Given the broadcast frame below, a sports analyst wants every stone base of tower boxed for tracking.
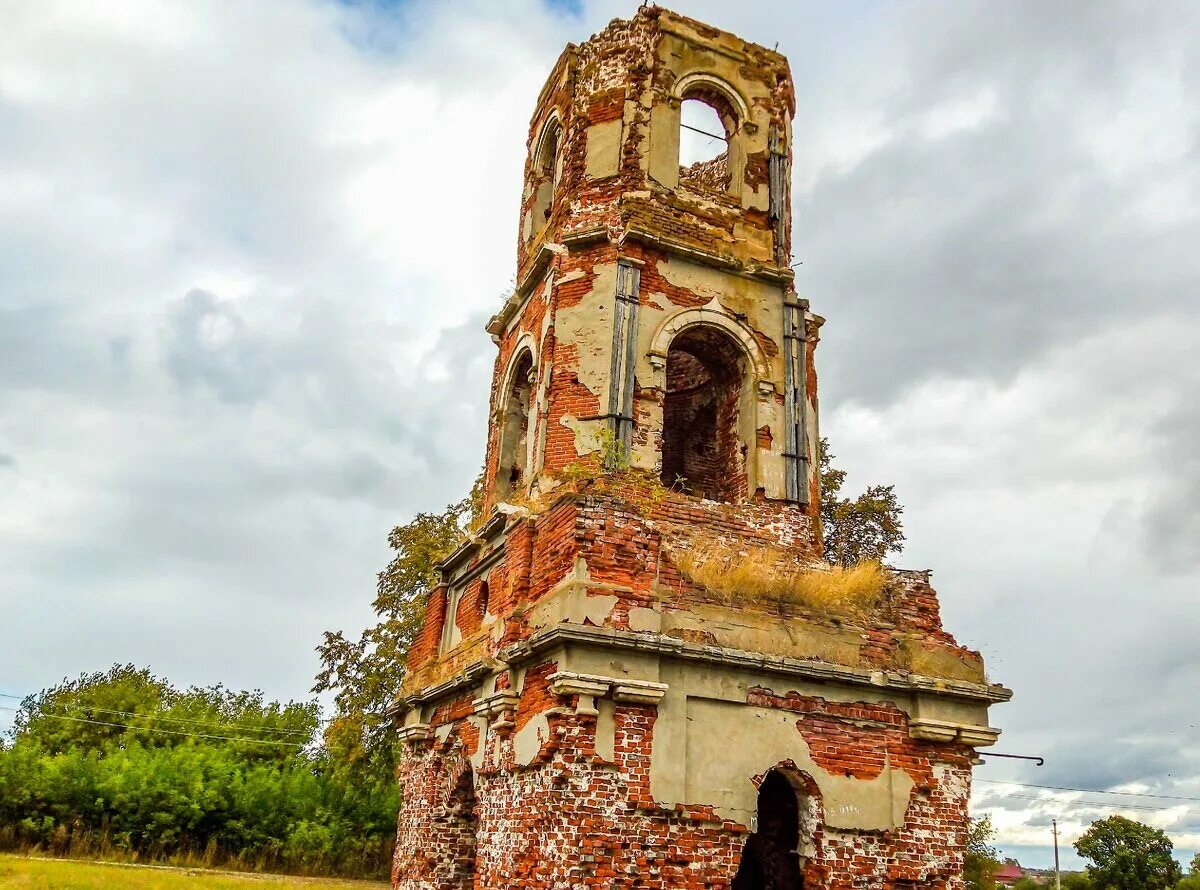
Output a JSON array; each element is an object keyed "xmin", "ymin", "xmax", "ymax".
[
  {"xmin": 392, "ymin": 649, "xmax": 983, "ymax": 890},
  {"xmin": 390, "ymin": 486, "xmax": 1008, "ymax": 889}
]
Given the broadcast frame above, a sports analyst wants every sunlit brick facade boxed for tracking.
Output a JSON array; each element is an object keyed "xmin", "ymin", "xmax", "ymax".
[{"xmin": 390, "ymin": 8, "xmax": 1010, "ymax": 888}]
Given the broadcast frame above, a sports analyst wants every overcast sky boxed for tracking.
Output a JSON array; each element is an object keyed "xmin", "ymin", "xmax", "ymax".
[{"xmin": 2, "ymin": 0, "xmax": 1198, "ymax": 870}]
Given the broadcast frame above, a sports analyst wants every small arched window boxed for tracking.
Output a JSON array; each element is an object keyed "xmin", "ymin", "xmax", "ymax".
[
  {"xmin": 527, "ymin": 117, "xmax": 563, "ymax": 242},
  {"xmin": 660, "ymin": 325, "xmax": 747, "ymax": 502},
  {"xmin": 678, "ymin": 86, "xmax": 738, "ymax": 193},
  {"xmin": 495, "ymin": 349, "xmax": 535, "ymax": 500}
]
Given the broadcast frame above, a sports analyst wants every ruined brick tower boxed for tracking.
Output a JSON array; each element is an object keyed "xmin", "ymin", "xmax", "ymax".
[{"xmin": 390, "ymin": 8, "xmax": 1010, "ymax": 889}]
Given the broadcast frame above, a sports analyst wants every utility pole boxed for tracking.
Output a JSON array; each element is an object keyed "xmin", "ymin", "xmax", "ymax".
[{"xmin": 1053, "ymin": 818, "xmax": 1062, "ymax": 889}]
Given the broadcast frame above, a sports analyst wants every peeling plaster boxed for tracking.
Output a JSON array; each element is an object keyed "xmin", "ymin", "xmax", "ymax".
[{"xmin": 674, "ymin": 699, "xmax": 915, "ymax": 830}]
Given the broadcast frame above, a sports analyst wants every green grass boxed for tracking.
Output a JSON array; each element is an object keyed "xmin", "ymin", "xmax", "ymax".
[{"xmin": 0, "ymin": 855, "xmax": 389, "ymax": 889}]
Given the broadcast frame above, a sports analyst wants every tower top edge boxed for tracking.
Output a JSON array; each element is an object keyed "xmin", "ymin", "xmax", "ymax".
[{"xmin": 584, "ymin": 5, "xmax": 791, "ymax": 65}]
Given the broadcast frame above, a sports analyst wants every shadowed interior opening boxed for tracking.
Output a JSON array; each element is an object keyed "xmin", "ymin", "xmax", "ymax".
[
  {"xmin": 528, "ymin": 119, "xmax": 562, "ymax": 241},
  {"xmin": 661, "ymin": 325, "xmax": 746, "ymax": 502},
  {"xmin": 732, "ymin": 770, "xmax": 805, "ymax": 890}
]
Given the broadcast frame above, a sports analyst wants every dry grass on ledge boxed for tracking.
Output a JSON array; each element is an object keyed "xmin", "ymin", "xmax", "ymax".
[{"xmin": 667, "ymin": 537, "xmax": 888, "ymax": 619}]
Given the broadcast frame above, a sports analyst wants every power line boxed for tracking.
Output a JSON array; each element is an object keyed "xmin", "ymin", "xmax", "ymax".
[
  {"xmin": 978, "ymin": 792, "xmax": 1199, "ymax": 815},
  {"xmin": 0, "ymin": 706, "xmax": 307, "ymax": 748},
  {"xmin": 679, "ymin": 121, "xmax": 728, "ymax": 143},
  {"xmin": 0, "ymin": 692, "xmax": 316, "ymax": 735},
  {"xmin": 53, "ymin": 705, "xmax": 311, "ymax": 736},
  {"xmin": 977, "ymin": 779, "xmax": 1200, "ymax": 804}
]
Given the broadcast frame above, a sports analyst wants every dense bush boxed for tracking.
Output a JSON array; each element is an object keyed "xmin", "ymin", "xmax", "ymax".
[{"xmin": 0, "ymin": 665, "xmax": 396, "ymax": 878}]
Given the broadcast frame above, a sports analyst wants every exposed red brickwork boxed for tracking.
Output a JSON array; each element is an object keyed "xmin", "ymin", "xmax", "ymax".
[
  {"xmin": 395, "ymin": 7, "xmax": 995, "ymax": 889},
  {"xmin": 396, "ymin": 687, "xmax": 975, "ymax": 890},
  {"xmin": 397, "ymin": 705, "xmax": 751, "ymax": 890}
]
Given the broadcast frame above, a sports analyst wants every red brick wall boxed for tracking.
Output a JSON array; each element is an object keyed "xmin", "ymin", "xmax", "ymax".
[{"xmin": 395, "ymin": 687, "xmax": 973, "ymax": 890}]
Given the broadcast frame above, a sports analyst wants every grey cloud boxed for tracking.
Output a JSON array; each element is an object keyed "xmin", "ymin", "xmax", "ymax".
[
  {"xmin": 3, "ymin": 1, "xmax": 1199, "ymax": 866},
  {"xmin": 794, "ymin": 0, "xmax": 1200, "ymax": 407},
  {"xmin": 0, "ymin": 451, "xmax": 14, "ymax": 469},
  {"xmin": 1139, "ymin": 406, "xmax": 1200, "ymax": 573},
  {"xmin": 165, "ymin": 289, "xmax": 276, "ymax": 404}
]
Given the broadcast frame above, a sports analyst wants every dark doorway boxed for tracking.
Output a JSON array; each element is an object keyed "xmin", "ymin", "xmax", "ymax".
[
  {"xmin": 660, "ymin": 325, "xmax": 745, "ymax": 501},
  {"xmin": 732, "ymin": 771, "xmax": 805, "ymax": 890}
]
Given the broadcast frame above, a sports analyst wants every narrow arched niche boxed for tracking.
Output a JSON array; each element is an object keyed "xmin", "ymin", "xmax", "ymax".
[
  {"xmin": 527, "ymin": 118, "xmax": 562, "ymax": 242},
  {"xmin": 444, "ymin": 767, "xmax": 478, "ymax": 888},
  {"xmin": 732, "ymin": 770, "xmax": 807, "ymax": 890},
  {"xmin": 660, "ymin": 325, "xmax": 747, "ymax": 502},
  {"xmin": 496, "ymin": 349, "xmax": 535, "ymax": 501}
]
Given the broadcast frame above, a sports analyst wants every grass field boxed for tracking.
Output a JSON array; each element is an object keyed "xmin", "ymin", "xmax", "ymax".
[{"xmin": 0, "ymin": 856, "xmax": 389, "ymax": 889}]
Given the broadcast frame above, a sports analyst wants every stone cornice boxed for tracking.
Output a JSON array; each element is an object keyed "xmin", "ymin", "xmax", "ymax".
[
  {"xmin": 388, "ymin": 620, "xmax": 1012, "ymax": 725},
  {"xmin": 489, "ymin": 243, "xmax": 563, "ymax": 336},
  {"xmin": 620, "ymin": 224, "xmax": 794, "ymax": 286},
  {"xmin": 506, "ymin": 624, "xmax": 1013, "ymax": 706}
]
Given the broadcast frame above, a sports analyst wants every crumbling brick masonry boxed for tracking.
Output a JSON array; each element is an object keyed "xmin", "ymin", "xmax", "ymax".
[{"xmin": 390, "ymin": 7, "xmax": 1010, "ymax": 889}]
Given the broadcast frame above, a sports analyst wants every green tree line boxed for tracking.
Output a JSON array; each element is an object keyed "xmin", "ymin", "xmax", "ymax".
[
  {"xmin": 0, "ymin": 665, "xmax": 397, "ymax": 878},
  {"xmin": 967, "ymin": 813, "xmax": 1199, "ymax": 890},
  {"xmin": 3, "ymin": 443, "xmax": 907, "ymax": 877}
]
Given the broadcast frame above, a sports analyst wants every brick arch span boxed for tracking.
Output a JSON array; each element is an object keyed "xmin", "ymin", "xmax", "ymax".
[
  {"xmin": 648, "ymin": 307, "xmax": 770, "ymax": 382},
  {"xmin": 672, "ymin": 71, "xmax": 751, "ymax": 128}
]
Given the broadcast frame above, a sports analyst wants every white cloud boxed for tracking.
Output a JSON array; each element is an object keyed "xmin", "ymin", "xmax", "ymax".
[{"xmin": 2, "ymin": 0, "xmax": 1198, "ymax": 869}]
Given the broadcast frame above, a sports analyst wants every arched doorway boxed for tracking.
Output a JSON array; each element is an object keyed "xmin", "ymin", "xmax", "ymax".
[
  {"xmin": 732, "ymin": 771, "xmax": 805, "ymax": 890},
  {"xmin": 660, "ymin": 325, "xmax": 747, "ymax": 502}
]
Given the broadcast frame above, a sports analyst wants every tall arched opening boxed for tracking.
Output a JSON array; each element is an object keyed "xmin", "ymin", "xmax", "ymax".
[
  {"xmin": 495, "ymin": 349, "xmax": 534, "ymax": 501},
  {"xmin": 527, "ymin": 117, "xmax": 563, "ymax": 242},
  {"xmin": 732, "ymin": 770, "xmax": 807, "ymax": 890},
  {"xmin": 660, "ymin": 325, "xmax": 748, "ymax": 502}
]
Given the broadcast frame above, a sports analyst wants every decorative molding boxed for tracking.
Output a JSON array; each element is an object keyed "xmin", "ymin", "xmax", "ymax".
[
  {"xmin": 548, "ymin": 671, "xmax": 612, "ymax": 716},
  {"xmin": 647, "ymin": 306, "xmax": 772, "ymax": 382},
  {"xmin": 547, "ymin": 671, "xmax": 670, "ymax": 712},
  {"xmin": 489, "ymin": 243, "xmax": 563, "ymax": 336},
  {"xmin": 504, "ymin": 624, "xmax": 1014, "ymax": 706},
  {"xmin": 473, "ymin": 691, "xmax": 520, "ymax": 722},
  {"xmin": 612, "ymin": 679, "xmax": 669, "ymax": 704},
  {"xmin": 494, "ymin": 335, "xmax": 539, "ymax": 421},
  {"xmin": 909, "ymin": 718, "xmax": 1001, "ymax": 748},
  {"xmin": 621, "ymin": 225, "xmax": 793, "ymax": 284},
  {"xmin": 671, "ymin": 71, "xmax": 750, "ymax": 123},
  {"xmin": 396, "ymin": 723, "xmax": 432, "ymax": 745},
  {"xmin": 395, "ymin": 622, "xmax": 1012, "ymax": 723}
]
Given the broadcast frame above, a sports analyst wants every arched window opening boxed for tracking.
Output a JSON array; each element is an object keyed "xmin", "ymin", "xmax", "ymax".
[
  {"xmin": 444, "ymin": 768, "xmax": 478, "ymax": 888},
  {"xmin": 528, "ymin": 119, "xmax": 563, "ymax": 242},
  {"xmin": 496, "ymin": 350, "xmax": 535, "ymax": 501},
  {"xmin": 660, "ymin": 326, "xmax": 746, "ymax": 502},
  {"xmin": 732, "ymin": 771, "xmax": 806, "ymax": 890},
  {"xmin": 440, "ymin": 584, "xmax": 464, "ymax": 654},
  {"xmin": 678, "ymin": 90, "xmax": 737, "ymax": 192},
  {"xmin": 680, "ymin": 98, "xmax": 728, "ymax": 166}
]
